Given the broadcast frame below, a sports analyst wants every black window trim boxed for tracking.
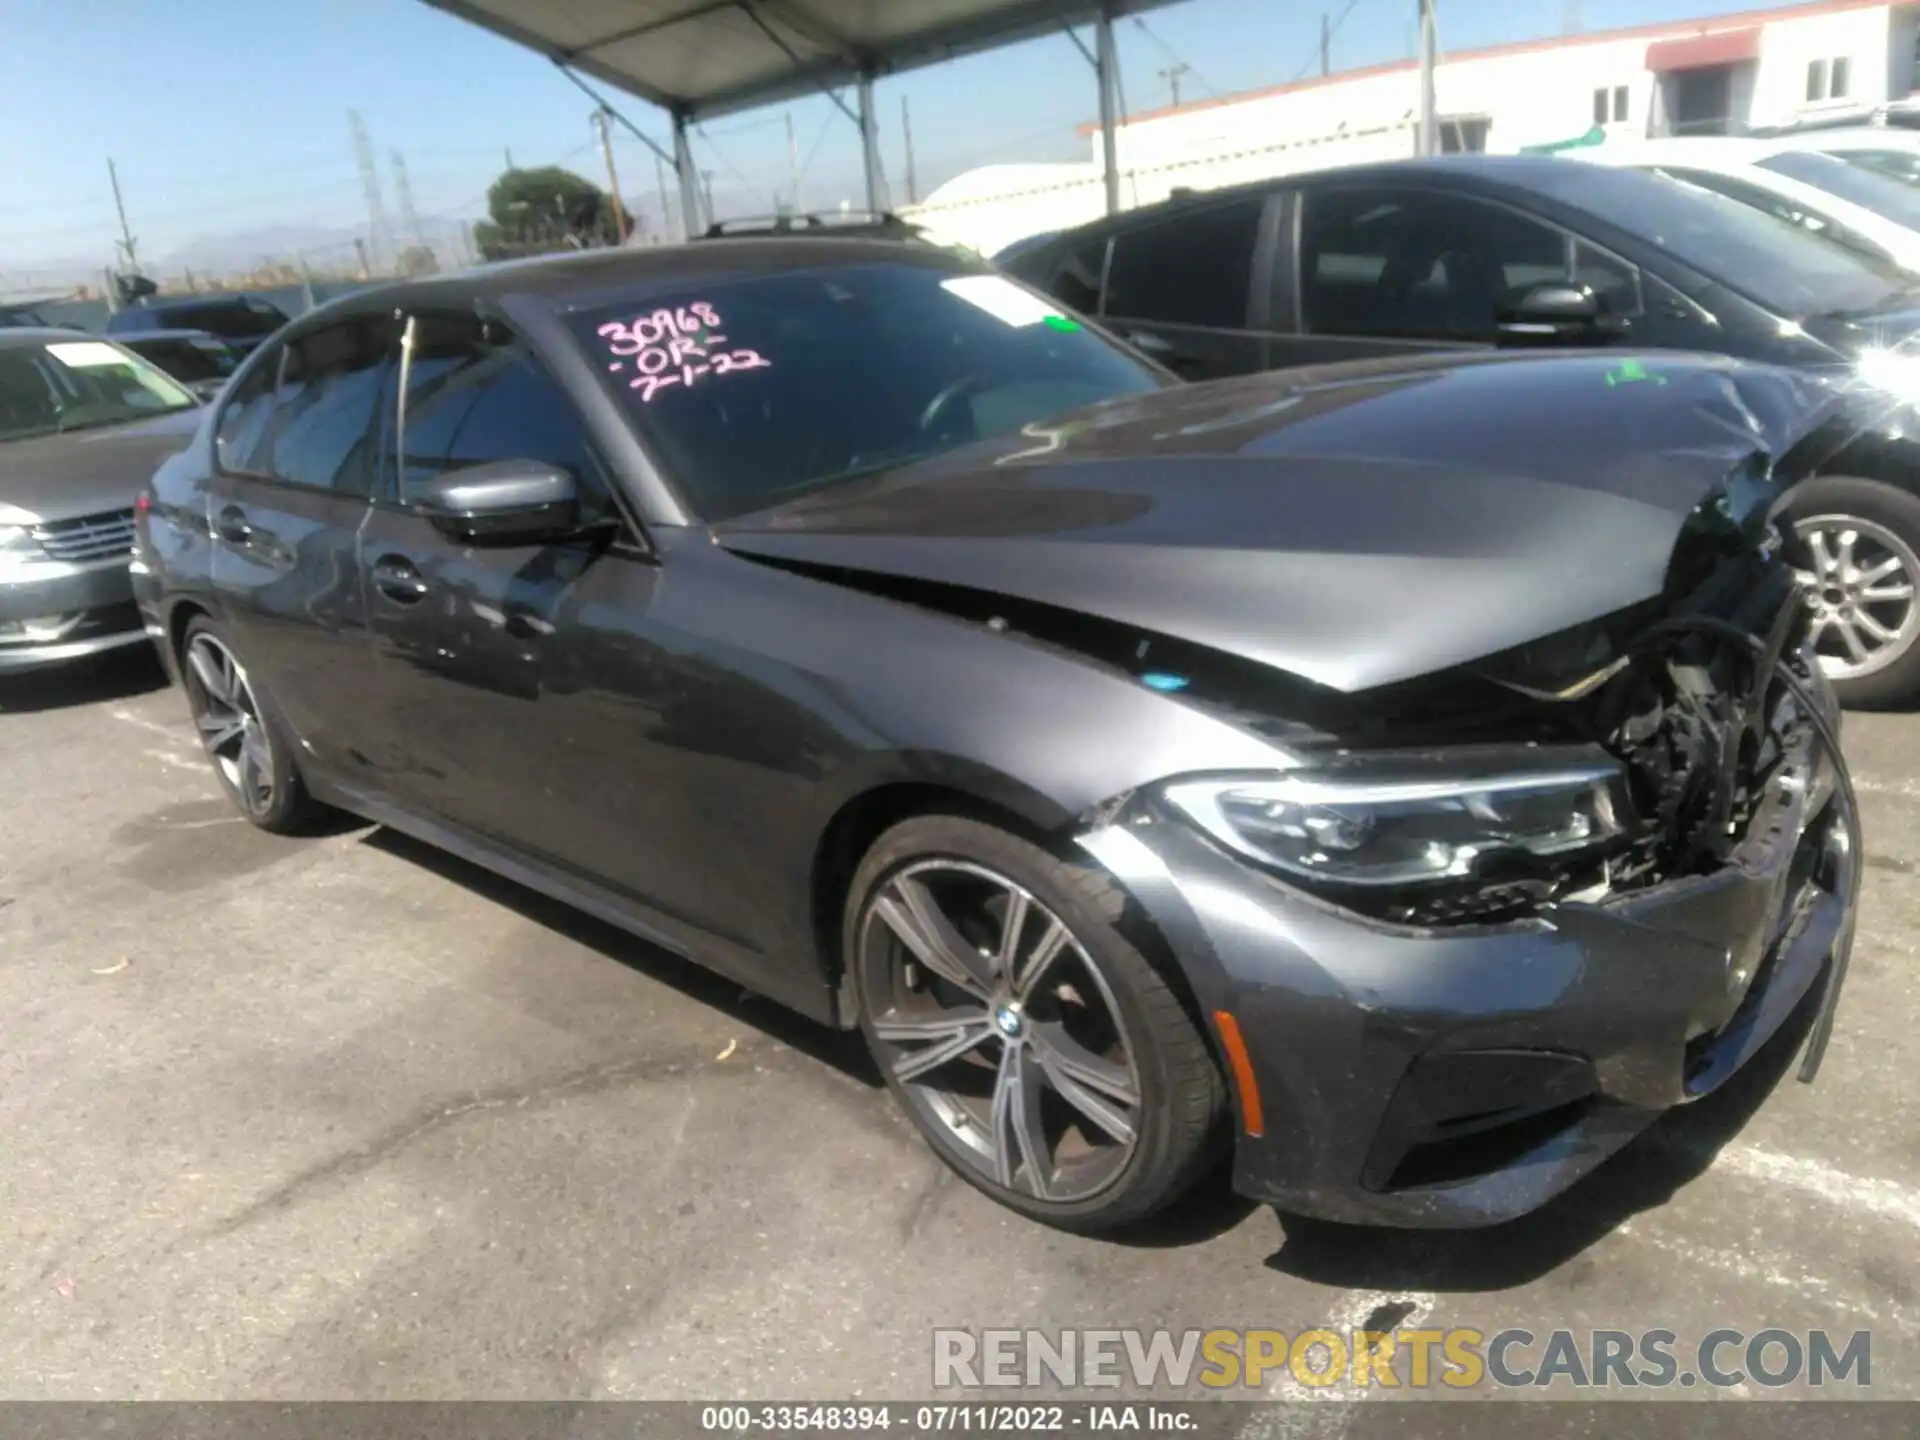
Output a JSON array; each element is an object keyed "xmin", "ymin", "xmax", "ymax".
[{"xmin": 1284, "ymin": 180, "xmax": 1648, "ymax": 341}]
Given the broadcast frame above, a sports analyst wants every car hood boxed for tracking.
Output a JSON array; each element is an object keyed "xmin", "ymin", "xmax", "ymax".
[
  {"xmin": 0, "ymin": 406, "xmax": 202, "ymax": 525},
  {"xmin": 716, "ymin": 352, "xmax": 1841, "ymax": 694}
]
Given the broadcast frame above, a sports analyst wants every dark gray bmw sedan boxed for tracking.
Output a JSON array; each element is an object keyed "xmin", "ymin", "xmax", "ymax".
[{"xmin": 133, "ymin": 242, "xmax": 1858, "ymax": 1231}]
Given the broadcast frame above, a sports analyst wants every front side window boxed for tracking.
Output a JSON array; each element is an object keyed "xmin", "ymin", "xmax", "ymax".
[
  {"xmin": 1101, "ymin": 197, "xmax": 1264, "ymax": 328},
  {"xmin": 0, "ymin": 338, "xmax": 196, "ymax": 443},
  {"xmin": 1300, "ymin": 188, "xmax": 1567, "ymax": 340},
  {"xmin": 396, "ymin": 312, "xmax": 612, "ymax": 520},
  {"xmin": 565, "ymin": 261, "xmax": 1164, "ymax": 520}
]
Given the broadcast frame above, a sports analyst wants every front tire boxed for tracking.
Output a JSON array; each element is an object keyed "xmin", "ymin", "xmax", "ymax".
[
  {"xmin": 178, "ymin": 616, "xmax": 324, "ymax": 834},
  {"xmin": 846, "ymin": 815, "xmax": 1223, "ymax": 1232},
  {"xmin": 1781, "ymin": 475, "xmax": 1920, "ymax": 709}
]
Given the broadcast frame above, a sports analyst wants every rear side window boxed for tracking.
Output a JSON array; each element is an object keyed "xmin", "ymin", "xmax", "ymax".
[
  {"xmin": 215, "ymin": 315, "xmax": 395, "ymax": 493},
  {"xmin": 215, "ymin": 349, "xmax": 281, "ymax": 473},
  {"xmin": 1300, "ymin": 188, "xmax": 1568, "ymax": 341},
  {"xmin": 395, "ymin": 311, "xmax": 613, "ymax": 520},
  {"xmin": 162, "ymin": 300, "xmax": 289, "ymax": 340},
  {"xmin": 1101, "ymin": 197, "xmax": 1264, "ymax": 329}
]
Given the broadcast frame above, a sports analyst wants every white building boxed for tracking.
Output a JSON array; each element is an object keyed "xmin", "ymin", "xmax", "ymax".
[{"xmin": 905, "ymin": 0, "xmax": 1920, "ymax": 255}]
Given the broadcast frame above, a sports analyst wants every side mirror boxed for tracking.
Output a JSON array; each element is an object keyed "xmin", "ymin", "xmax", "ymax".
[
  {"xmin": 411, "ymin": 459, "xmax": 581, "ymax": 546},
  {"xmin": 1495, "ymin": 283, "xmax": 1610, "ymax": 347}
]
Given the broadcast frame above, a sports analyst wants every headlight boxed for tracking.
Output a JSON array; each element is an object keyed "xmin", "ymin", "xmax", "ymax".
[
  {"xmin": 0, "ymin": 524, "xmax": 47, "ymax": 568},
  {"xmin": 1164, "ymin": 748, "xmax": 1630, "ymax": 921}
]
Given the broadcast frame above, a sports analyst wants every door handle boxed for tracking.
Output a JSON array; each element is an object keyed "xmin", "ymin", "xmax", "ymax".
[
  {"xmin": 214, "ymin": 505, "xmax": 252, "ymax": 545},
  {"xmin": 371, "ymin": 555, "xmax": 429, "ymax": 605}
]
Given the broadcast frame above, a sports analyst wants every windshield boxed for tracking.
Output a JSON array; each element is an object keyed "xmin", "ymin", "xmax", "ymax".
[
  {"xmin": 568, "ymin": 260, "xmax": 1166, "ymax": 519},
  {"xmin": 157, "ymin": 300, "xmax": 288, "ymax": 340},
  {"xmin": 129, "ymin": 336, "xmax": 237, "ymax": 383},
  {"xmin": 1535, "ymin": 163, "xmax": 1908, "ymax": 316},
  {"xmin": 1758, "ymin": 149, "xmax": 1920, "ymax": 229},
  {"xmin": 0, "ymin": 338, "xmax": 197, "ymax": 442},
  {"xmin": 1832, "ymin": 147, "xmax": 1920, "ymax": 186}
]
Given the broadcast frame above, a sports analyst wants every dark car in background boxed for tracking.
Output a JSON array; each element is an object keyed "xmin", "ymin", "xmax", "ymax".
[
  {"xmin": 115, "ymin": 329, "xmax": 241, "ymax": 400},
  {"xmin": 134, "ymin": 243, "xmax": 1854, "ymax": 1232},
  {"xmin": 1001, "ymin": 156, "xmax": 1920, "ymax": 706},
  {"xmin": 107, "ymin": 294, "xmax": 291, "ymax": 357},
  {"xmin": 0, "ymin": 330, "xmax": 199, "ymax": 669}
]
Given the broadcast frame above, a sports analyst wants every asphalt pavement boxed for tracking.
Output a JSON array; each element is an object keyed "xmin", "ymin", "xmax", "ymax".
[{"xmin": 2, "ymin": 649, "xmax": 1917, "ymax": 1404}]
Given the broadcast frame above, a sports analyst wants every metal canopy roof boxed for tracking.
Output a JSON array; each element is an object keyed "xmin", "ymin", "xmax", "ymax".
[{"xmin": 421, "ymin": 0, "xmax": 1176, "ymax": 120}]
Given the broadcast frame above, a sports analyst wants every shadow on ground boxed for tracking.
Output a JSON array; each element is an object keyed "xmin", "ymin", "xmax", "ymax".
[
  {"xmin": 0, "ymin": 647, "xmax": 168, "ymax": 712},
  {"xmin": 360, "ymin": 825, "xmax": 879, "ymax": 1087},
  {"xmin": 1264, "ymin": 976, "xmax": 1824, "ymax": 1290}
]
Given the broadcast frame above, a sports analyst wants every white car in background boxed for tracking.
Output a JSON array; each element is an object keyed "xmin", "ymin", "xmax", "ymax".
[
  {"xmin": 1760, "ymin": 123, "xmax": 1920, "ymax": 186},
  {"xmin": 1570, "ymin": 136, "xmax": 1920, "ymax": 274}
]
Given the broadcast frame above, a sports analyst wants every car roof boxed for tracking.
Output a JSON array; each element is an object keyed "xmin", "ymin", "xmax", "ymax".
[
  {"xmin": 295, "ymin": 237, "xmax": 979, "ymax": 324},
  {"xmin": 0, "ymin": 327, "xmax": 117, "ymax": 349},
  {"xmin": 119, "ymin": 327, "xmax": 231, "ymax": 343},
  {"xmin": 145, "ymin": 294, "xmax": 266, "ymax": 311}
]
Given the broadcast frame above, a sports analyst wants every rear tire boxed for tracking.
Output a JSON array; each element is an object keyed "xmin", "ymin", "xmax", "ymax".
[
  {"xmin": 846, "ymin": 814, "xmax": 1223, "ymax": 1232},
  {"xmin": 178, "ymin": 615, "xmax": 325, "ymax": 834},
  {"xmin": 1780, "ymin": 475, "xmax": 1920, "ymax": 709}
]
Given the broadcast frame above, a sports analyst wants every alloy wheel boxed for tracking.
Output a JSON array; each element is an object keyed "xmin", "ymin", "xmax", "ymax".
[
  {"xmin": 1793, "ymin": 514, "xmax": 1920, "ymax": 681},
  {"xmin": 860, "ymin": 859, "xmax": 1142, "ymax": 1203},
  {"xmin": 184, "ymin": 633, "xmax": 276, "ymax": 817}
]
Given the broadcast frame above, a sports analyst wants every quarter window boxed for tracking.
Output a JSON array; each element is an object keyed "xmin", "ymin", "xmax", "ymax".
[
  {"xmin": 1300, "ymin": 188, "xmax": 1569, "ymax": 341},
  {"xmin": 1100, "ymin": 197, "xmax": 1264, "ymax": 329}
]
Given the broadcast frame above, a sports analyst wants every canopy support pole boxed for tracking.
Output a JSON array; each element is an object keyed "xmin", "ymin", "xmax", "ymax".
[
  {"xmin": 858, "ymin": 69, "xmax": 889, "ymax": 213},
  {"xmin": 1094, "ymin": 7, "xmax": 1121, "ymax": 215},
  {"xmin": 672, "ymin": 110, "xmax": 704, "ymax": 239}
]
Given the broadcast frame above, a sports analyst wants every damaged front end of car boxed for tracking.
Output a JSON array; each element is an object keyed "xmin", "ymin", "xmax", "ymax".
[{"xmin": 1071, "ymin": 423, "xmax": 1861, "ymax": 1224}]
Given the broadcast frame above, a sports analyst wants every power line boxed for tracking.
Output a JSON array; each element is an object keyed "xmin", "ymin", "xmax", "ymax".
[
  {"xmin": 1131, "ymin": 17, "xmax": 1219, "ymax": 99},
  {"xmin": 1296, "ymin": 0, "xmax": 1362, "ymax": 82}
]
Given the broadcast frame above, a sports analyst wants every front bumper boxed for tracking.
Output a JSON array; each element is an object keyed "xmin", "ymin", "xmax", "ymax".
[
  {"xmin": 0, "ymin": 556, "xmax": 145, "ymax": 672},
  {"xmin": 1082, "ymin": 738, "xmax": 1853, "ymax": 1229}
]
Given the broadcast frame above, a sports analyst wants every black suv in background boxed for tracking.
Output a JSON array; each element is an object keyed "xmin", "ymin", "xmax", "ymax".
[
  {"xmin": 107, "ymin": 294, "xmax": 291, "ymax": 357},
  {"xmin": 1000, "ymin": 156, "xmax": 1920, "ymax": 707}
]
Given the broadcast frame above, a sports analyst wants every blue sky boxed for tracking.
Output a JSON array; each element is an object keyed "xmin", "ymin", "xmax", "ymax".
[{"xmin": 1, "ymin": 0, "xmax": 1769, "ymax": 279}]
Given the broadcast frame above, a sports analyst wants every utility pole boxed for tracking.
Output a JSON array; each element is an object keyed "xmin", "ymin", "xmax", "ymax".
[
  {"xmin": 594, "ymin": 108, "xmax": 630, "ymax": 242},
  {"xmin": 1321, "ymin": 13, "xmax": 1331, "ymax": 76},
  {"xmin": 352, "ymin": 237, "xmax": 370, "ymax": 279},
  {"xmin": 1416, "ymin": 0, "xmax": 1439, "ymax": 156},
  {"xmin": 701, "ymin": 169, "xmax": 716, "ymax": 224},
  {"xmin": 1158, "ymin": 61, "xmax": 1190, "ymax": 108},
  {"xmin": 504, "ymin": 145, "xmax": 515, "ymax": 170},
  {"xmin": 391, "ymin": 149, "xmax": 425, "ymax": 253},
  {"xmin": 653, "ymin": 149, "xmax": 677, "ymax": 242},
  {"xmin": 784, "ymin": 111, "xmax": 802, "ymax": 214},
  {"xmin": 348, "ymin": 110, "xmax": 394, "ymax": 273},
  {"xmin": 106, "ymin": 157, "xmax": 138, "ymax": 274},
  {"xmin": 1562, "ymin": 0, "xmax": 1582, "ymax": 34},
  {"xmin": 901, "ymin": 96, "xmax": 918, "ymax": 205}
]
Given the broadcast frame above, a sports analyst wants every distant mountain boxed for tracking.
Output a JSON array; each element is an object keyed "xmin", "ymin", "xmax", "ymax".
[{"xmin": 154, "ymin": 216, "xmax": 473, "ymax": 273}]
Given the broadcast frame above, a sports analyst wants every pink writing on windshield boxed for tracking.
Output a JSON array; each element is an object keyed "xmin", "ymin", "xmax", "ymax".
[{"xmin": 597, "ymin": 303, "xmax": 771, "ymax": 403}]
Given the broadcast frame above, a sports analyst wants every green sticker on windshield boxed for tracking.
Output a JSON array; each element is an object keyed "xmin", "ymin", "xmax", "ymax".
[
  {"xmin": 1605, "ymin": 359, "xmax": 1667, "ymax": 388},
  {"xmin": 1043, "ymin": 314, "xmax": 1083, "ymax": 332}
]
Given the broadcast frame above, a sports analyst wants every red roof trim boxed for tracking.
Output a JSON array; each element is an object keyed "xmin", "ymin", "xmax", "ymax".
[
  {"xmin": 1076, "ymin": 0, "xmax": 1901, "ymax": 133},
  {"xmin": 1646, "ymin": 26, "xmax": 1763, "ymax": 70}
]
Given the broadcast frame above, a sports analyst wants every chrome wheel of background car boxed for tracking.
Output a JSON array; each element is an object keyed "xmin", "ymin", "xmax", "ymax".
[
  {"xmin": 1793, "ymin": 514, "xmax": 1920, "ymax": 681},
  {"xmin": 183, "ymin": 632, "xmax": 275, "ymax": 817},
  {"xmin": 860, "ymin": 859, "xmax": 1142, "ymax": 1203}
]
